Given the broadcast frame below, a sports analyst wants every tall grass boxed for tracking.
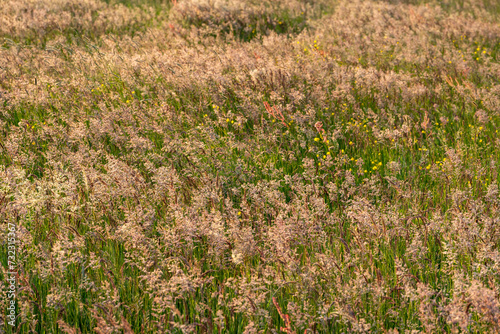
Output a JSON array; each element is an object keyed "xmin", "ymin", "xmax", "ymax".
[{"xmin": 1, "ymin": 0, "xmax": 500, "ymax": 332}]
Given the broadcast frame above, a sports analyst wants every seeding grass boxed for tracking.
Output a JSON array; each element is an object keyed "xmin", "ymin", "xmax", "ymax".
[{"xmin": 1, "ymin": 0, "xmax": 500, "ymax": 333}]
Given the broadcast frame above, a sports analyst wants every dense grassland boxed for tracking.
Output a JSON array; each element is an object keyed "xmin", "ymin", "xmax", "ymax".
[{"xmin": 1, "ymin": 0, "xmax": 500, "ymax": 332}]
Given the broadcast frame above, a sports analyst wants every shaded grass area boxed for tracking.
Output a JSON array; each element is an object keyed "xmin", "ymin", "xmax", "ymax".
[{"xmin": 0, "ymin": 0, "xmax": 172, "ymax": 48}]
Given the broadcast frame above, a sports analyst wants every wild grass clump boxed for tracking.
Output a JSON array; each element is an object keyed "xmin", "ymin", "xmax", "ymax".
[
  {"xmin": 170, "ymin": 0, "xmax": 319, "ymax": 42},
  {"xmin": 0, "ymin": 0, "xmax": 169, "ymax": 46},
  {"xmin": 1, "ymin": 0, "xmax": 500, "ymax": 333}
]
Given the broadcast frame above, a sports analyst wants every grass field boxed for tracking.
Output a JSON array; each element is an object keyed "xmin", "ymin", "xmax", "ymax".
[{"xmin": 1, "ymin": 0, "xmax": 500, "ymax": 332}]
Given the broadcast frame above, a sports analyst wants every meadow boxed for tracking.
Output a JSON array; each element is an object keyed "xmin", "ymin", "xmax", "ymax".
[{"xmin": 1, "ymin": 0, "xmax": 500, "ymax": 332}]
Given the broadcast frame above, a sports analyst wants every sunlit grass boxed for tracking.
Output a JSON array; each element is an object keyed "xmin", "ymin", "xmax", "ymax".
[{"xmin": 1, "ymin": 0, "xmax": 500, "ymax": 333}]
